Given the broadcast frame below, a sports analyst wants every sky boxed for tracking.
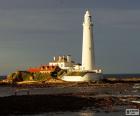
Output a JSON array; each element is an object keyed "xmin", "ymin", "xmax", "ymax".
[{"xmin": 0, "ymin": 0, "xmax": 140, "ymax": 75}]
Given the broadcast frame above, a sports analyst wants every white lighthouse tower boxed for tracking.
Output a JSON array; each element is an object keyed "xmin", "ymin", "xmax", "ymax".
[
  {"xmin": 62, "ymin": 10, "xmax": 102, "ymax": 82},
  {"xmin": 82, "ymin": 10, "xmax": 95, "ymax": 70}
]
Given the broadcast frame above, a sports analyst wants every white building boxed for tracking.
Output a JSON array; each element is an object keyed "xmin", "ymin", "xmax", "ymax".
[{"xmin": 49, "ymin": 55, "xmax": 75, "ymax": 70}]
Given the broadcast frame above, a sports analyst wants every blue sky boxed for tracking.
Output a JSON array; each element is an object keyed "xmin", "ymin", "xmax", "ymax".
[{"xmin": 0, "ymin": 0, "xmax": 140, "ymax": 74}]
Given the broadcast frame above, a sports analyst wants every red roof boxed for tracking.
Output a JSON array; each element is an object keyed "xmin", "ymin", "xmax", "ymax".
[
  {"xmin": 28, "ymin": 65, "xmax": 61, "ymax": 73},
  {"xmin": 28, "ymin": 68, "xmax": 40, "ymax": 73}
]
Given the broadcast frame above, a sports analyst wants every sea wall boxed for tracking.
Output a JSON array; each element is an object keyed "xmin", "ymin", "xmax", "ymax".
[{"xmin": 62, "ymin": 73, "xmax": 102, "ymax": 82}]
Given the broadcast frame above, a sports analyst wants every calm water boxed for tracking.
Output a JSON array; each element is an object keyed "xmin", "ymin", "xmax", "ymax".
[
  {"xmin": 104, "ymin": 74, "xmax": 140, "ymax": 78},
  {"xmin": 0, "ymin": 76, "xmax": 6, "ymax": 80}
]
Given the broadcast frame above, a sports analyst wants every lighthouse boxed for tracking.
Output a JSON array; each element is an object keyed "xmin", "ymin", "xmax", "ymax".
[
  {"xmin": 82, "ymin": 10, "xmax": 95, "ymax": 70},
  {"xmin": 62, "ymin": 10, "xmax": 102, "ymax": 82}
]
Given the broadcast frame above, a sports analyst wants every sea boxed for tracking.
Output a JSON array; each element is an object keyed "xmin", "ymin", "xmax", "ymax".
[
  {"xmin": 0, "ymin": 74, "xmax": 140, "ymax": 116},
  {"xmin": 0, "ymin": 75, "xmax": 6, "ymax": 80}
]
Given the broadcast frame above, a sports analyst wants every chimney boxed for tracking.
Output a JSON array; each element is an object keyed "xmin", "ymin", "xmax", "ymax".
[
  {"xmin": 59, "ymin": 56, "xmax": 61, "ymax": 61},
  {"xmin": 53, "ymin": 56, "xmax": 56, "ymax": 61},
  {"xmin": 67, "ymin": 55, "xmax": 71, "ymax": 63}
]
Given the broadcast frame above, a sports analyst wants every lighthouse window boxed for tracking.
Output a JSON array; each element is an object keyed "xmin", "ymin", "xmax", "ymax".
[{"xmin": 89, "ymin": 16, "xmax": 91, "ymax": 21}]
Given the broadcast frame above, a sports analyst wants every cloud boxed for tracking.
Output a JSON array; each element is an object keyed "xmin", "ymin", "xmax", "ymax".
[
  {"xmin": 95, "ymin": 9, "xmax": 140, "ymax": 29},
  {"xmin": 0, "ymin": 0, "xmax": 139, "ymax": 10},
  {"xmin": 0, "ymin": 1, "xmax": 140, "ymax": 74},
  {"xmin": 93, "ymin": 9, "xmax": 140, "ymax": 73}
]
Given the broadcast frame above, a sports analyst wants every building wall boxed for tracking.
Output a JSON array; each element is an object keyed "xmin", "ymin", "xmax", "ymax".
[
  {"xmin": 49, "ymin": 62, "xmax": 73, "ymax": 69},
  {"xmin": 62, "ymin": 72, "xmax": 102, "ymax": 82}
]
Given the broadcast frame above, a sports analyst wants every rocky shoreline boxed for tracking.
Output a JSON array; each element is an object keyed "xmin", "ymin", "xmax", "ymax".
[
  {"xmin": 0, "ymin": 79, "xmax": 140, "ymax": 115},
  {"xmin": 0, "ymin": 94, "xmax": 139, "ymax": 115}
]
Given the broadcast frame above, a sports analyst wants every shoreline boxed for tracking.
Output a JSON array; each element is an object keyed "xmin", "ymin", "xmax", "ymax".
[
  {"xmin": 0, "ymin": 80, "xmax": 139, "ymax": 115},
  {"xmin": 0, "ymin": 94, "xmax": 139, "ymax": 115},
  {"xmin": 0, "ymin": 81, "xmax": 135, "ymax": 88}
]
